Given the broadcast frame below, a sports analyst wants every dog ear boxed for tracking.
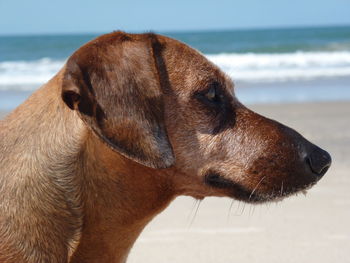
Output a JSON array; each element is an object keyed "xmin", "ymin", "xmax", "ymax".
[{"xmin": 61, "ymin": 32, "xmax": 175, "ymax": 169}]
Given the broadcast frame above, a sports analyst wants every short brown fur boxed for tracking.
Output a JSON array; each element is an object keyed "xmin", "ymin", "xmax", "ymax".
[{"xmin": 0, "ymin": 32, "xmax": 330, "ymax": 262}]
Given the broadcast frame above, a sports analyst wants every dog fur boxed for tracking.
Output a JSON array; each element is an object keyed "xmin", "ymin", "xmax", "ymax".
[{"xmin": 0, "ymin": 32, "xmax": 331, "ymax": 263}]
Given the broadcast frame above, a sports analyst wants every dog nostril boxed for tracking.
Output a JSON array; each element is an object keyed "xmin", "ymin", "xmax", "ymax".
[{"xmin": 306, "ymin": 148, "xmax": 332, "ymax": 176}]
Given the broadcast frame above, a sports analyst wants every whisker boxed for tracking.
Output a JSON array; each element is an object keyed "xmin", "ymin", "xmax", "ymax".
[
  {"xmin": 249, "ymin": 205, "xmax": 253, "ymax": 216},
  {"xmin": 258, "ymin": 204, "xmax": 262, "ymax": 217},
  {"xmin": 189, "ymin": 200, "xmax": 201, "ymax": 227},
  {"xmin": 249, "ymin": 176, "xmax": 266, "ymax": 200},
  {"xmin": 234, "ymin": 201, "xmax": 242, "ymax": 216},
  {"xmin": 187, "ymin": 199, "xmax": 198, "ymax": 222},
  {"xmin": 249, "ymin": 204, "xmax": 256, "ymax": 216},
  {"xmin": 239, "ymin": 202, "xmax": 246, "ymax": 215},
  {"xmin": 280, "ymin": 181, "xmax": 284, "ymax": 196},
  {"xmin": 227, "ymin": 199, "xmax": 235, "ymax": 222}
]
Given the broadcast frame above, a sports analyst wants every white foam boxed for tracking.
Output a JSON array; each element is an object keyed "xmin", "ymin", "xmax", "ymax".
[
  {"xmin": 1, "ymin": 51, "xmax": 350, "ymax": 91},
  {"xmin": 0, "ymin": 58, "xmax": 64, "ymax": 90},
  {"xmin": 207, "ymin": 51, "xmax": 350, "ymax": 82}
]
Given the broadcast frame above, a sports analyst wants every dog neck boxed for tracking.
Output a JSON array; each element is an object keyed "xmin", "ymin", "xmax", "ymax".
[
  {"xmin": 0, "ymin": 77, "xmax": 87, "ymax": 262},
  {"xmin": 69, "ymin": 135, "xmax": 177, "ymax": 263},
  {"xmin": 1, "ymin": 76, "xmax": 178, "ymax": 263}
]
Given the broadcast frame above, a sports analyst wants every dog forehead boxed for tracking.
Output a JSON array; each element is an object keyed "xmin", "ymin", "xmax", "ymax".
[
  {"xmin": 155, "ymin": 35, "xmax": 233, "ymax": 92},
  {"xmin": 69, "ymin": 31, "xmax": 233, "ymax": 95}
]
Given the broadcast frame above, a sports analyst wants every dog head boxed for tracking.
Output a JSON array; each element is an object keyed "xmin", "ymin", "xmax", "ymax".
[{"xmin": 62, "ymin": 32, "xmax": 331, "ymax": 203}]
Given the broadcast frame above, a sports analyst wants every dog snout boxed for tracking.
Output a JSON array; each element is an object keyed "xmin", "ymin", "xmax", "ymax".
[
  {"xmin": 228, "ymin": 109, "xmax": 333, "ymax": 202},
  {"xmin": 305, "ymin": 146, "xmax": 332, "ymax": 177}
]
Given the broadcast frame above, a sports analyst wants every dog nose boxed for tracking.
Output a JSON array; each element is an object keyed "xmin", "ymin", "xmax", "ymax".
[{"xmin": 306, "ymin": 147, "xmax": 332, "ymax": 176}]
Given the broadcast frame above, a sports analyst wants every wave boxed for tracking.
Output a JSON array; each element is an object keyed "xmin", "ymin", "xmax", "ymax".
[
  {"xmin": 0, "ymin": 58, "xmax": 64, "ymax": 90},
  {"xmin": 1, "ymin": 51, "xmax": 350, "ymax": 90},
  {"xmin": 207, "ymin": 51, "xmax": 350, "ymax": 82}
]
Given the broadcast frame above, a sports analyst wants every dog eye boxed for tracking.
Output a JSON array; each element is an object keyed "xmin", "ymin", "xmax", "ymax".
[
  {"xmin": 205, "ymin": 87, "xmax": 216, "ymax": 101},
  {"xmin": 203, "ymin": 86, "xmax": 221, "ymax": 104},
  {"xmin": 194, "ymin": 82, "xmax": 223, "ymax": 107}
]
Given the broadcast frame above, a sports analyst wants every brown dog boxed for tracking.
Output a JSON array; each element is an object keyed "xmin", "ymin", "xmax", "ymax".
[{"xmin": 0, "ymin": 32, "xmax": 331, "ymax": 263}]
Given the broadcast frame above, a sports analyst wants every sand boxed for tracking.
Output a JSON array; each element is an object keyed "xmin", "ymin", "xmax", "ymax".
[{"xmin": 1, "ymin": 101, "xmax": 349, "ymax": 262}]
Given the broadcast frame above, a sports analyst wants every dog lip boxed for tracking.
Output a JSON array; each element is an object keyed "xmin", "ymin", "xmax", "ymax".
[
  {"xmin": 204, "ymin": 171, "xmax": 323, "ymax": 204},
  {"xmin": 204, "ymin": 172, "xmax": 261, "ymax": 202},
  {"xmin": 204, "ymin": 172, "xmax": 235, "ymax": 189}
]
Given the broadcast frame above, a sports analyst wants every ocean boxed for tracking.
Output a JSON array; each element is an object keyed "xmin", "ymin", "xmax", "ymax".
[{"xmin": 1, "ymin": 25, "xmax": 350, "ymax": 110}]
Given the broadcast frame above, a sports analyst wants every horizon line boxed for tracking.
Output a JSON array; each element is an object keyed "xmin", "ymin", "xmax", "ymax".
[{"xmin": 1, "ymin": 23, "xmax": 349, "ymax": 37}]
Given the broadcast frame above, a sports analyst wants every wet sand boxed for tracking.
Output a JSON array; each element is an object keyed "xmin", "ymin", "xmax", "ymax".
[{"xmin": 1, "ymin": 101, "xmax": 349, "ymax": 262}]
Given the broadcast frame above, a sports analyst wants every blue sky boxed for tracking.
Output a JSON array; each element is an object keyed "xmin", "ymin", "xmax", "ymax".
[{"xmin": 1, "ymin": 0, "xmax": 350, "ymax": 35}]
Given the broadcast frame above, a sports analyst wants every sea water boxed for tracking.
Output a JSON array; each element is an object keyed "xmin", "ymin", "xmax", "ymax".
[{"xmin": 1, "ymin": 25, "xmax": 350, "ymax": 110}]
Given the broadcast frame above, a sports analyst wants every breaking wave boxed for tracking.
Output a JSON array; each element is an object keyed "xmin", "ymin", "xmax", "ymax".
[{"xmin": 1, "ymin": 51, "xmax": 350, "ymax": 90}]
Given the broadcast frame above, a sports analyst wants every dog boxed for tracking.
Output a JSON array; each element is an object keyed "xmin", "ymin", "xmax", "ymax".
[{"xmin": 0, "ymin": 32, "xmax": 331, "ymax": 263}]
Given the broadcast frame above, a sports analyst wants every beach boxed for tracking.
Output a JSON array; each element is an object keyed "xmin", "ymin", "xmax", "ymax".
[
  {"xmin": 1, "ymin": 25, "xmax": 350, "ymax": 262},
  {"xmin": 2, "ymin": 100, "xmax": 349, "ymax": 262}
]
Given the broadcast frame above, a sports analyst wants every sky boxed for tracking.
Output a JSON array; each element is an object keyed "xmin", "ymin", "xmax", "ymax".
[{"xmin": 0, "ymin": 0, "xmax": 350, "ymax": 35}]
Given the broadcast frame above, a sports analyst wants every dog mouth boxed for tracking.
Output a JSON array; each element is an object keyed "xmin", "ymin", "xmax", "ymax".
[
  {"xmin": 204, "ymin": 172, "xmax": 317, "ymax": 203},
  {"xmin": 204, "ymin": 172, "xmax": 262, "ymax": 202}
]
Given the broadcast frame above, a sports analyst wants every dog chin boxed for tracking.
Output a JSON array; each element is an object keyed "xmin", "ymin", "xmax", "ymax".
[
  {"xmin": 204, "ymin": 171, "xmax": 317, "ymax": 204},
  {"xmin": 236, "ymin": 180, "xmax": 317, "ymax": 204}
]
